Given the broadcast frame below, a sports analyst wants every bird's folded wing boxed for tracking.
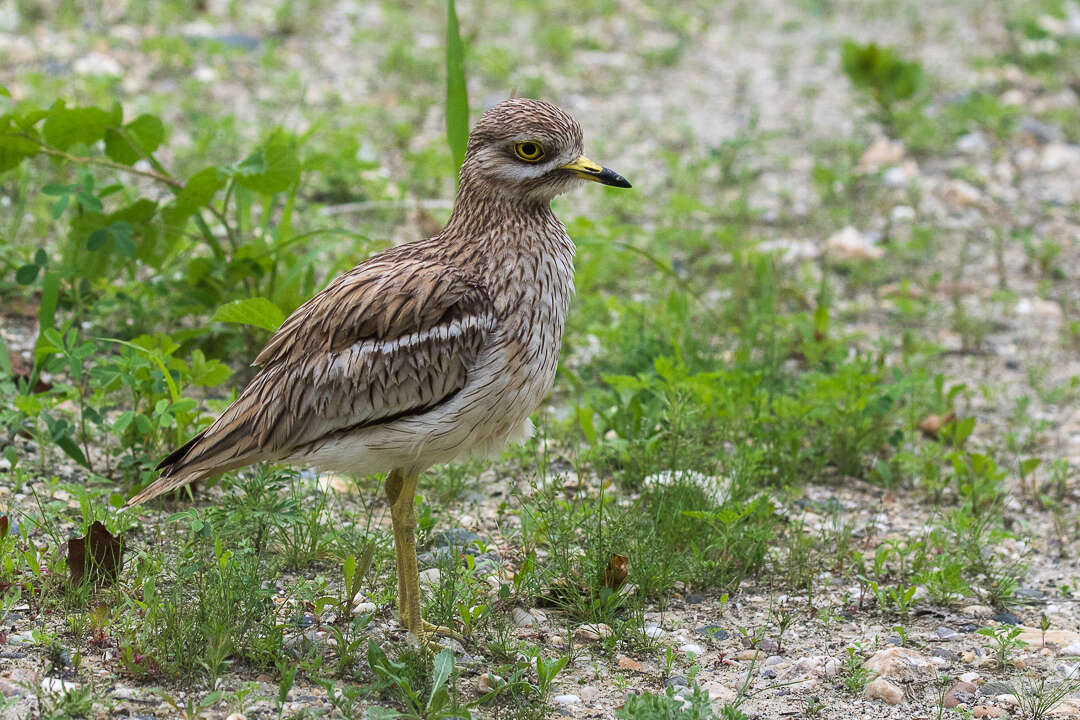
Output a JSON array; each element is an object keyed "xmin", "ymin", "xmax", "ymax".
[{"xmin": 128, "ymin": 255, "xmax": 496, "ymax": 505}]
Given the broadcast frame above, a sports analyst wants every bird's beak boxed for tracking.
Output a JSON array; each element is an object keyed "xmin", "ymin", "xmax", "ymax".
[{"xmin": 560, "ymin": 155, "xmax": 632, "ymax": 188}]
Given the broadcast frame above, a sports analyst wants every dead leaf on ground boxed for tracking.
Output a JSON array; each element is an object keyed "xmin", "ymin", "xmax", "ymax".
[
  {"xmin": 0, "ymin": 515, "xmax": 8, "ymax": 540},
  {"xmin": 603, "ymin": 553, "xmax": 629, "ymax": 591},
  {"xmin": 7, "ymin": 351, "xmax": 52, "ymax": 393},
  {"xmin": 68, "ymin": 521, "xmax": 124, "ymax": 587}
]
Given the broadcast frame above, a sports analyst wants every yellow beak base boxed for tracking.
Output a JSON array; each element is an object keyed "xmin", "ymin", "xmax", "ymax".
[{"xmin": 560, "ymin": 155, "xmax": 632, "ymax": 188}]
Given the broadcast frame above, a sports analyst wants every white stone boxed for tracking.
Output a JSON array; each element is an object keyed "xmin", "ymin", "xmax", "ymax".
[
  {"xmin": 1059, "ymin": 643, "xmax": 1080, "ymax": 656},
  {"xmin": 352, "ymin": 601, "xmax": 377, "ymax": 616},
  {"xmin": 790, "ymin": 655, "xmax": 840, "ymax": 677},
  {"xmin": 194, "ymin": 65, "xmax": 219, "ymax": 83},
  {"xmin": 882, "ymin": 161, "xmax": 919, "ymax": 187},
  {"xmin": 644, "ymin": 625, "xmax": 665, "ymax": 640},
  {"xmin": 1041, "ymin": 143, "xmax": 1080, "ymax": 172},
  {"xmin": 679, "ymin": 643, "xmax": 704, "ymax": 655},
  {"xmin": 580, "ymin": 685, "xmax": 599, "ymax": 702},
  {"xmin": 74, "ymin": 52, "xmax": 123, "ymax": 77},
  {"xmin": 706, "ymin": 682, "xmax": 736, "ymax": 702},
  {"xmin": 41, "ymin": 678, "xmax": 79, "ymax": 694},
  {"xmin": 890, "ymin": 205, "xmax": 916, "ymax": 223},
  {"xmin": 956, "ymin": 133, "xmax": 989, "ymax": 154},
  {"xmin": 418, "ymin": 568, "xmax": 440, "ymax": 588},
  {"xmin": 512, "ymin": 608, "xmax": 537, "ymax": 628},
  {"xmin": 864, "ymin": 647, "xmax": 936, "ymax": 682},
  {"xmin": 553, "ymin": 694, "xmax": 581, "ymax": 706},
  {"xmin": 826, "ymin": 226, "xmax": 883, "ymax": 261}
]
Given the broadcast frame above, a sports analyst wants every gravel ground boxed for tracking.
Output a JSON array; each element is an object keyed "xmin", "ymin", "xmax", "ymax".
[{"xmin": 3, "ymin": 0, "xmax": 1080, "ymax": 718}]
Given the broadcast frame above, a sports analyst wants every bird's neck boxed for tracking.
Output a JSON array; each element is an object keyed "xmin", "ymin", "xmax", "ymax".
[
  {"xmin": 443, "ymin": 174, "xmax": 552, "ymax": 237},
  {"xmin": 440, "ymin": 175, "xmax": 576, "ymax": 320}
]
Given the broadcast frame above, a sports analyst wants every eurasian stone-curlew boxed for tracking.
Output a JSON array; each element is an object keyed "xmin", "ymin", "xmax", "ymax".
[{"xmin": 127, "ymin": 98, "xmax": 631, "ymax": 639}]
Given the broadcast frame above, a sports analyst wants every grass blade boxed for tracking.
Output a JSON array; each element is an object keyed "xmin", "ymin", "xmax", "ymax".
[{"xmin": 445, "ymin": 0, "xmax": 469, "ymax": 180}]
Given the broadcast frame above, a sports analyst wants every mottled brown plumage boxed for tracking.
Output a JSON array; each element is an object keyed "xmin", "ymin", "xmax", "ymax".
[{"xmin": 127, "ymin": 98, "xmax": 630, "ymax": 639}]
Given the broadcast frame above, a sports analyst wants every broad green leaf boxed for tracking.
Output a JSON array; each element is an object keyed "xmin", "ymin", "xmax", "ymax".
[
  {"xmin": 445, "ymin": 0, "xmax": 469, "ymax": 176},
  {"xmin": 113, "ymin": 411, "xmax": 135, "ymax": 434},
  {"xmin": 175, "ymin": 166, "xmax": 226, "ymax": 211},
  {"xmin": 428, "ymin": 648, "xmax": 454, "ymax": 709},
  {"xmin": 15, "ymin": 264, "xmax": 39, "ymax": 285},
  {"xmin": 104, "ymin": 114, "xmax": 165, "ymax": 165},
  {"xmin": 189, "ymin": 350, "xmax": 232, "ymax": 387},
  {"xmin": 0, "ymin": 85, "xmax": 9, "ymax": 97},
  {"xmin": 211, "ymin": 297, "xmax": 285, "ymax": 331},
  {"xmin": 235, "ymin": 130, "xmax": 299, "ymax": 194},
  {"xmin": 42, "ymin": 103, "xmax": 114, "ymax": 150},
  {"xmin": 0, "ymin": 115, "xmax": 40, "ymax": 171},
  {"xmin": 38, "ymin": 272, "xmax": 60, "ymax": 334},
  {"xmin": 161, "ymin": 166, "xmax": 225, "ymax": 234},
  {"xmin": 55, "ymin": 436, "xmax": 89, "ymax": 468}
]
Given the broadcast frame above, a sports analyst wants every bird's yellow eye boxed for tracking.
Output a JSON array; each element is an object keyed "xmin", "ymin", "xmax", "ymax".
[{"xmin": 514, "ymin": 141, "xmax": 545, "ymax": 162}]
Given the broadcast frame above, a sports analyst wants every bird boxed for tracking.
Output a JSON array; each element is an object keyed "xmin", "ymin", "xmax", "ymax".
[{"xmin": 126, "ymin": 98, "xmax": 631, "ymax": 640}]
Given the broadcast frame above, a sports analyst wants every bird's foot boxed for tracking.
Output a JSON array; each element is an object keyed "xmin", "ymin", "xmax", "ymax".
[
  {"xmin": 401, "ymin": 618, "xmax": 464, "ymax": 650},
  {"xmin": 421, "ymin": 619, "xmax": 463, "ymax": 642}
]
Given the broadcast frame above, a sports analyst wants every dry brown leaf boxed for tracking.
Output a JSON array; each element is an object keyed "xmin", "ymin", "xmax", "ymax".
[
  {"xmin": 603, "ymin": 553, "xmax": 629, "ymax": 591},
  {"xmin": 68, "ymin": 521, "xmax": 123, "ymax": 587},
  {"xmin": 0, "ymin": 515, "xmax": 8, "ymax": 540}
]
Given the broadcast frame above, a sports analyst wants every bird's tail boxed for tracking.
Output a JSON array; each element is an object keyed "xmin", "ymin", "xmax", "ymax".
[{"xmin": 125, "ymin": 427, "xmax": 256, "ymax": 506}]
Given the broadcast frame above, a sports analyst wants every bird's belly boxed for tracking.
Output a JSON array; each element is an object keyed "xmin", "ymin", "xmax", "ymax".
[{"xmin": 297, "ymin": 335, "xmax": 558, "ymax": 476}]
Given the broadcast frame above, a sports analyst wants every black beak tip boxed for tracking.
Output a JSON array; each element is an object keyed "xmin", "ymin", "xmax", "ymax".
[{"xmin": 600, "ymin": 167, "xmax": 632, "ymax": 189}]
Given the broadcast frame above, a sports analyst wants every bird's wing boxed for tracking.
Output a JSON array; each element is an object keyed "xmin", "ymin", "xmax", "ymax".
[{"xmin": 127, "ymin": 254, "xmax": 496, "ymax": 505}]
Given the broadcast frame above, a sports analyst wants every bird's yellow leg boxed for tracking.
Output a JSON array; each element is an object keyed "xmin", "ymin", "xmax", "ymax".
[
  {"xmin": 385, "ymin": 470, "xmax": 462, "ymax": 643},
  {"xmin": 384, "ymin": 470, "xmax": 410, "ymax": 621}
]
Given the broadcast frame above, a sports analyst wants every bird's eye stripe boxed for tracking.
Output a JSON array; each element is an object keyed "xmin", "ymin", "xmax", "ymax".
[{"xmin": 514, "ymin": 142, "xmax": 545, "ymax": 162}]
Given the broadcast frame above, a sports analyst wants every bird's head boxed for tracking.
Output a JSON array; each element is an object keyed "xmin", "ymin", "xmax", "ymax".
[{"xmin": 459, "ymin": 98, "xmax": 631, "ymax": 204}]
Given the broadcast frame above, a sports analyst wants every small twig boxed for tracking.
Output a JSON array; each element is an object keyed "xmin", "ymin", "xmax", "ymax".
[{"xmin": 22, "ymin": 138, "xmax": 185, "ymax": 190}]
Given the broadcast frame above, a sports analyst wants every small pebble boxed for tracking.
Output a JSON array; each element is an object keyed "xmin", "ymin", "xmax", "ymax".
[
  {"xmin": 431, "ymin": 528, "xmax": 481, "ymax": 547},
  {"xmin": 706, "ymin": 683, "xmax": 736, "ymax": 703},
  {"xmin": 41, "ymin": 678, "xmax": 79, "ymax": 693},
  {"xmin": 944, "ymin": 681, "xmax": 977, "ymax": 708},
  {"xmin": 679, "ymin": 643, "xmax": 704, "ymax": 655},
  {"xmin": 936, "ymin": 626, "xmax": 961, "ymax": 641},
  {"xmin": 991, "ymin": 612, "xmax": 1019, "ymax": 625},
  {"xmin": 696, "ymin": 625, "xmax": 729, "ymax": 640},
  {"xmin": 553, "ymin": 694, "xmax": 580, "ymax": 706},
  {"xmin": 864, "ymin": 677, "xmax": 904, "ymax": 705},
  {"xmin": 575, "ymin": 623, "xmax": 612, "ymax": 642},
  {"xmin": 665, "ymin": 675, "xmax": 689, "ymax": 688},
  {"xmin": 644, "ymin": 625, "xmax": 665, "ymax": 640},
  {"xmin": 477, "ymin": 673, "xmax": 499, "ymax": 693}
]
